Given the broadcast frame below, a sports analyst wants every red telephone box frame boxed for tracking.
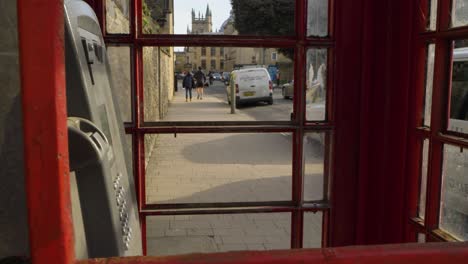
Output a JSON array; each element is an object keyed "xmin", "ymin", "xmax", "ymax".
[{"xmin": 16, "ymin": 0, "xmax": 468, "ymax": 263}]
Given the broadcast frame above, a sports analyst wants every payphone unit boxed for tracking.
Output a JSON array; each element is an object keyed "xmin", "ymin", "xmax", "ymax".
[{"xmin": 64, "ymin": 0, "xmax": 142, "ymax": 258}]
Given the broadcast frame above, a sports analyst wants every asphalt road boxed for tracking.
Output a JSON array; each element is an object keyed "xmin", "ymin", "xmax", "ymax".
[{"xmin": 205, "ymin": 80, "xmax": 293, "ymax": 121}]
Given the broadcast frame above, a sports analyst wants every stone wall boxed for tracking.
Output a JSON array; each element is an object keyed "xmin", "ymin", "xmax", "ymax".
[
  {"xmin": 0, "ymin": 0, "xmax": 29, "ymax": 258},
  {"xmin": 106, "ymin": 0, "xmax": 175, "ymax": 167},
  {"xmin": 106, "ymin": 0, "xmax": 130, "ymax": 34}
]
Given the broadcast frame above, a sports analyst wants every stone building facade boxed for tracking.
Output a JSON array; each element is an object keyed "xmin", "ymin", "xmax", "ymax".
[
  {"xmin": 107, "ymin": 0, "xmax": 175, "ymax": 166},
  {"xmin": 180, "ymin": 5, "xmax": 226, "ymax": 72}
]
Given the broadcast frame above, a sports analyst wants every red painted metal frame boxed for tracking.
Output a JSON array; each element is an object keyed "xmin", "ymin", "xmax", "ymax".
[
  {"xmin": 405, "ymin": 0, "xmax": 431, "ymax": 242},
  {"xmin": 328, "ymin": 0, "xmax": 363, "ymax": 247},
  {"xmin": 17, "ymin": 0, "xmax": 74, "ymax": 263},
  {"xmin": 407, "ymin": 0, "xmax": 468, "ymax": 243},
  {"xmin": 17, "ymin": 0, "xmax": 468, "ymax": 262},
  {"xmin": 101, "ymin": 0, "xmax": 337, "ymax": 253},
  {"xmin": 77, "ymin": 242, "xmax": 468, "ymax": 264},
  {"xmin": 134, "ymin": 0, "xmax": 330, "ymax": 253}
]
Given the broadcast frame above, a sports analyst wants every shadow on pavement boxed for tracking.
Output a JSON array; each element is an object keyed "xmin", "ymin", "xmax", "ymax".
[
  {"xmin": 152, "ymin": 173, "xmax": 324, "ymax": 204},
  {"xmin": 181, "ymin": 133, "xmax": 292, "ymax": 165}
]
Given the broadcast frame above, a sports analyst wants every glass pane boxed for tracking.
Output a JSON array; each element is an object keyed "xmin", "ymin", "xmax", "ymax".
[
  {"xmin": 439, "ymin": 145, "xmax": 468, "ymax": 241},
  {"xmin": 418, "ymin": 139, "xmax": 429, "ymax": 219},
  {"xmin": 307, "ymin": 0, "xmax": 328, "ymax": 37},
  {"xmin": 451, "ymin": 0, "xmax": 468, "ymax": 28},
  {"xmin": 449, "ymin": 40, "xmax": 468, "ymax": 134},
  {"xmin": 303, "ymin": 212, "xmax": 323, "ymax": 248},
  {"xmin": 304, "ymin": 132, "xmax": 326, "ymax": 201},
  {"xmin": 146, "ymin": 213, "xmax": 291, "ymax": 256},
  {"xmin": 143, "ymin": 0, "xmax": 295, "ymax": 36},
  {"xmin": 145, "ymin": 46, "xmax": 295, "ymax": 122},
  {"xmin": 106, "ymin": 0, "xmax": 130, "ymax": 34},
  {"xmin": 107, "ymin": 46, "xmax": 132, "ymax": 122},
  {"xmin": 145, "ymin": 133, "xmax": 292, "ymax": 204},
  {"xmin": 427, "ymin": 0, "xmax": 437, "ymax": 31},
  {"xmin": 306, "ymin": 49, "xmax": 328, "ymax": 121},
  {"xmin": 423, "ymin": 44, "xmax": 435, "ymax": 127},
  {"xmin": 418, "ymin": 233, "xmax": 426, "ymax": 243}
]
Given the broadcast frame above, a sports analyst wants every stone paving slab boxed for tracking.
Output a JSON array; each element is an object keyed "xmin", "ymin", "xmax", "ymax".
[{"xmin": 145, "ymin": 85, "xmax": 324, "ymax": 256}]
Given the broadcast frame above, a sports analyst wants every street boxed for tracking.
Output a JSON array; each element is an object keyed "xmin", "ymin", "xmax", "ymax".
[{"xmin": 207, "ymin": 80, "xmax": 294, "ymax": 121}]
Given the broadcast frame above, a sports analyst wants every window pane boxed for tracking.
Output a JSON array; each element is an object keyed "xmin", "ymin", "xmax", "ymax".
[
  {"xmin": 145, "ymin": 133, "xmax": 292, "ymax": 204},
  {"xmin": 106, "ymin": 0, "xmax": 130, "ymax": 34},
  {"xmin": 418, "ymin": 233, "xmax": 426, "ymax": 243},
  {"xmin": 427, "ymin": 0, "xmax": 437, "ymax": 31},
  {"xmin": 303, "ymin": 212, "xmax": 323, "ymax": 248},
  {"xmin": 418, "ymin": 139, "xmax": 430, "ymax": 219},
  {"xmin": 439, "ymin": 145, "xmax": 468, "ymax": 241},
  {"xmin": 306, "ymin": 49, "xmax": 328, "ymax": 121},
  {"xmin": 451, "ymin": 0, "xmax": 468, "ymax": 28},
  {"xmin": 143, "ymin": 0, "xmax": 295, "ymax": 36},
  {"xmin": 307, "ymin": 0, "xmax": 328, "ymax": 37},
  {"xmin": 449, "ymin": 41, "xmax": 468, "ymax": 134},
  {"xmin": 304, "ymin": 132, "xmax": 326, "ymax": 201},
  {"xmin": 423, "ymin": 44, "xmax": 435, "ymax": 127},
  {"xmin": 107, "ymin": 46, "xmax": 132, "ymax": 122},
  {"xmin": 145, "ymin": 46, "xmax": 294, "ymax": 122},
  {"xmin": 146, "ymin": 213, "xmax": 291, "ymax": 256}
]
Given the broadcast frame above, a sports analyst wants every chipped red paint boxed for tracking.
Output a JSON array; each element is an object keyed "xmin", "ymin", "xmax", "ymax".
[
  {"xmin": 17, "ymin": 0, "xmax": 74, "ymax": 263},
  {"xmin": 76, "ymin": 242, "xmax": 468, "ymax": 264}
]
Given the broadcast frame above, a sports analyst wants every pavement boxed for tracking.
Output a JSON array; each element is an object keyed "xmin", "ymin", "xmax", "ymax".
[{"xmin": 145, "ymin": 81, "xmax": 323, "ymax": 256}]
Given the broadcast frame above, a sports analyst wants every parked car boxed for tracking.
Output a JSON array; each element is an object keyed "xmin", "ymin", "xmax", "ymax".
[
  {"xmin": 176, "ymin": 72, "xmax": 186, "ymax": 80},
  {"xmin": 212, "ymin": 72, "xmax": 222, "ymax": 81},
  {"xmin": 281, "ymin": 80, "xmax": 294, "ymax": 99},
  {"xmin": 222, "ymin": 72, "xmax": 231, "ymax": 85},
  {"xmin": 226, "ymin": 68, "xmax": 273, "ymax": 108}
]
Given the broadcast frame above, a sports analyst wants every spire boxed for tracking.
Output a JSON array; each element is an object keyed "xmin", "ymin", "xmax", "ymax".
[
  {"xmin": 206, "ymin": 4, "xmax": 211, "ymax": 17},
  {"xmin": 187, "ymin": 25, "xmax": 190, "ymax": 34},
  {"xmin": 198, "ymin": 11, "xmax": 201, "ymax": 19},
  {"xmin": 192, "ymin": 8, "xmax": 195, "ymax": 18}
]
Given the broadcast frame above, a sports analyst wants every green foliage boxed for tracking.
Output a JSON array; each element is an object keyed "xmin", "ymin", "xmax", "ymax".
[
  {"xmin": 231, "ymin": 0, "xmax": 295, "ymax": 59},
  {"xmin": 231, "ymin": 0, "xmax": 294, "ymax": 35},
  {"xmin": 143, "ymin": 0, "xmax": 161, "ymax": 34}
]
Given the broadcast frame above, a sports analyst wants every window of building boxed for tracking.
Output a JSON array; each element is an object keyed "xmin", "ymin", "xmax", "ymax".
[
  {"xmin": 220, "ymin": 47, "xmax": 224, "ymax": 56},
  {"xmin": 201, "ymin": 47, "xmax": 206, "ymax": 56},
  {"xmin": 201, "ymin": 59, "xmax": 206, "ymax": 69},
  {"xmin": 211, "ymin": 47, "xmax": 216, "ymax": 56},
  {"xmin": 272, "ymin": 52, "xmax": 278, "ymax": 60},
  {"xmin": 220, "ymin": 60, "xmax": 224, "ymax": 70},
  {"xmin": 210, "ymin": 59, "xmax": 216, "ymax": 70}
]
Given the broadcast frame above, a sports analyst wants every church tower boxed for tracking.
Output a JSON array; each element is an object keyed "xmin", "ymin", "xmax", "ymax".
[{"xmin": 190, "ymin": 5, "xmax": 212, "ymax": 34}]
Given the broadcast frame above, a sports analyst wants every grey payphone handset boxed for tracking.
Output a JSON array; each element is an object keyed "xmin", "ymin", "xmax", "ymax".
[{"xmin": 64, "ymin": 0, "xmax": 142, "ymax": 258}]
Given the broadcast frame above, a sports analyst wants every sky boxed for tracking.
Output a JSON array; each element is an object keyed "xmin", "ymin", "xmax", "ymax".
[{"xmin": 174, "ymin": 0, "xmax": 232, "ymax": 34}]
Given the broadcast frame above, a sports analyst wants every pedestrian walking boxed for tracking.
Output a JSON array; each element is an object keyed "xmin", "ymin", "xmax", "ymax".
[
  {"xmin": 208, "ymin": 71, "xmax": 214, "ymax": 85},
  {"xmin": 182, "ymin": 71, "xmax": 194, "ymax": 102},
  {"xmin": 193, "ymin": 66, "xmax": 206, "ymax": 100},
  {"xmin": 276, "ymin": 71, "xmax": 280, "ymax": 87}
]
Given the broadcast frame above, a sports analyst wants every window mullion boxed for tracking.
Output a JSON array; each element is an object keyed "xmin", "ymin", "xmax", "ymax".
[
  {"xmin": 424, "ymin": 38, "xmax": 449, "ymax": 231},
  {"xmin": 437, "ymin": 0, "xmax": 451, "ymax": 32}
]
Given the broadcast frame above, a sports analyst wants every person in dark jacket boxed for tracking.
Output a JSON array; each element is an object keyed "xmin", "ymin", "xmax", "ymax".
[
  {"xmin": 182, "ymin": 72, "xmax": 194, "ymax": 102},
  {"xmin": 193, "ymin": 67, "xmax": 206, "ymax": 100}
]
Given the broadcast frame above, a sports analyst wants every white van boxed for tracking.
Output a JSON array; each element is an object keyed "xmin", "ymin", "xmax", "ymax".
[{"xmin": 226, "ymin": 68, "xmax": 273, "ymax": 108}]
